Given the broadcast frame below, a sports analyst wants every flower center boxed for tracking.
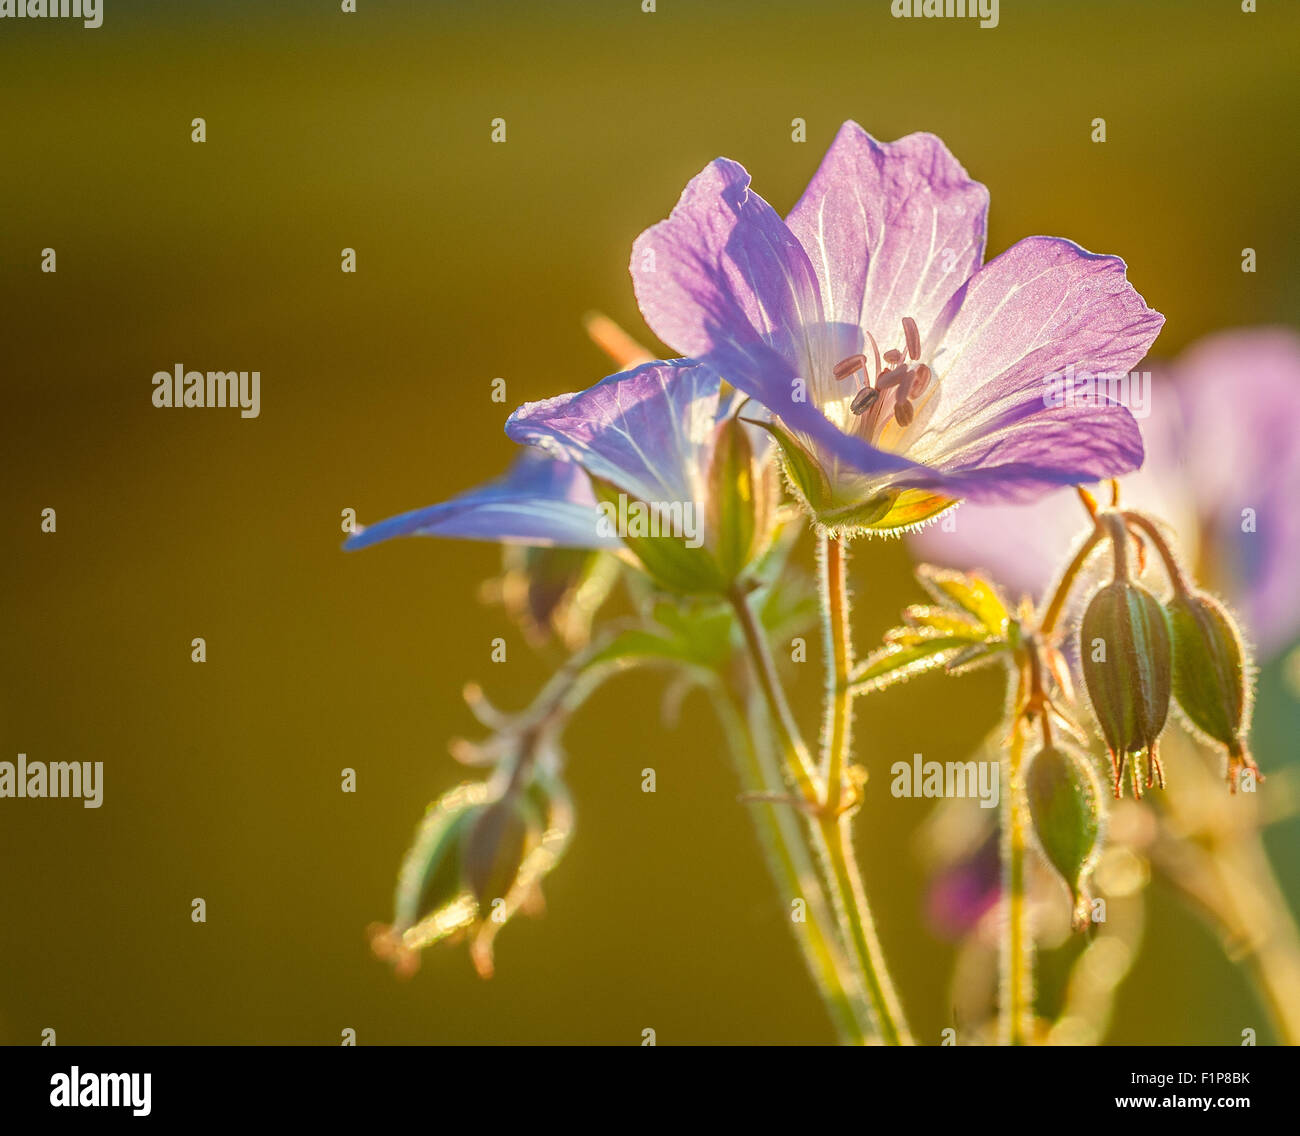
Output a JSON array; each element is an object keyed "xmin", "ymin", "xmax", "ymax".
[{"xmin": 832, "ymin": 315, "xmax": 935, "ymax": 450}]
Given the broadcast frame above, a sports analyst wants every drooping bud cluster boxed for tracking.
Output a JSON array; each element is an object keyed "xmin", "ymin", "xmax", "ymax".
[
  {"xmin": 1072, "ymin": 510, "xmax": 1261, "ymax": 797},
  {"xmin": 370, "ymin": 759, "xmax": 574, "ymax": 978}
]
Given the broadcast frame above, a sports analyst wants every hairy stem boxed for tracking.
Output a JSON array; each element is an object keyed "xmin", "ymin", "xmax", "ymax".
[
  {"xmin": 819, "ymin": 534, "xmax": 853, "ymax": 808},
  {"xmin": 1040, "ymin": 523, "xmax": 1104, "ymax": 636},
  {"xmin": 728, "ymin": 585, "xmax": 822, "ymax": 806},
  {"xmin": 712, "ymin": 686, "xmax": 873, "ymax": 1043},
  {"xmin": 999, "ymin": 712, "xmax": 1034, "ymax": 1045},
  {"xmin": 729, "ymin": 584, "xmax": 911, "ymax": 1044}
]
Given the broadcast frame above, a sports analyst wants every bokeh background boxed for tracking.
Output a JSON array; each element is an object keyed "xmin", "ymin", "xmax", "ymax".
[{"xmin": 3, "ymin": 0, "xmax": 1298, "ymax": 1044}]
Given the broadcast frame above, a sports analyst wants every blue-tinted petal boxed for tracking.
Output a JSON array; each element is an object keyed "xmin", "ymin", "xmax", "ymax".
[
  {"xmin": 505, "ymin": 359, "xmax": 722, "ymax": 509},
  {"xmin": 344, "ymin": 450, "xmax": 617, "ymax": 550}
]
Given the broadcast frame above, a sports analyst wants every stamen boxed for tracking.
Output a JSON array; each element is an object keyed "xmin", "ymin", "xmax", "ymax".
[
  {"xmin": 863, "ymin": 330, "xmax": 883, "ymax": 379},
  {"xmin": 893, "ymin": 398, "xmax": 915, "ymax": 427},
  {"xmin": 850, "ymin": 386, "xmax": 879, "ymax": 415},
  {"xmin": 833, "ymin": 354, "xmax": 868, "ymax": 381},
  {"xmin": 883, "ymin": 348, "xmax": 903, "ymax": 366},
  {"xmin": 876, "ymin": 364, "xmax": 910, "ymax": 391},
  {"xmin": 910, "ymin": 363, "xmax": 931, "ymax": 397},
  {"xmin": 902, "ymin": 316, "xmax": 921, "ymax": 361}
]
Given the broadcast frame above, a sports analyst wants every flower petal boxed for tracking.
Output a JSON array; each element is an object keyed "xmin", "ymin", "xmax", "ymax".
[
  {"xmin": 786, "ymin": 122, "xmax": 989, "ymax": 349},
  {"xmin": 344, "ymin": 450, "xmax": 617, "ymax": 550},
  {"xmin": 1176, "ymin": 327, "xmax": 1300, "ymax": 656},
  {"xmin": 504, "ymin": 359, "xmax": 722, "ymax": 509},
  {"xmin": 919, "ymin": 236, "xmax": 1164, "ymax": 466},
  {"xmin": 631, "ymin": 158, "xmax": 824, "ymax": 368},
  {"xmin": 631, "ymin": 158, "xmax": 916, "ymax": 482},
  {"xmin": 917, "ymin": 400, "xmax": 1145, "ymax": 503}
]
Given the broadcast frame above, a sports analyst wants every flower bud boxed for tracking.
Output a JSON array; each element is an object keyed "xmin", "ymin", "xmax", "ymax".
[
  {"xmin": 706, "ymin": 414, "xmax": 773, "ymax": 583},
  {"xmin": 460, "ymin": 793, "xmax": 544, "ymax": 911},
  {"xmin": 1025, "ymin": 743, "xmax": 1105, "ymax": 930},
  {"xmin": 1166, "ymin": 590, "xmax": 1259, "ymax": 791},
  {"xmin": 1080, "ymin": 580, "xmax": 1172, "ymax": 798}
]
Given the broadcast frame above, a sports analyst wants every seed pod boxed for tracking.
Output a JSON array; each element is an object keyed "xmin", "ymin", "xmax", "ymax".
[
  {"xmin": 1166, "ymin": 590, "xmax": 1259, "ymax": 790},
  {"xmin": 1080, "ymin": 580, "xmax": 1172, "ymax": 798},
  {"xmin": 1025, "ymin": 743, "xmax": 1105, "ymax": 931}
]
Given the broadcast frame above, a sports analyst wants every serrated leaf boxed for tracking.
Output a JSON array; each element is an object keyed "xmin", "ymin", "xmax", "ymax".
[
  {"xmin": 900, "ymin": 605, "xmax": 988, "ymax": 639},
  {"xmin": 943, "ymin": 642, "xmax": 1009, "ymax": 675},
  {"xmin": 915, "ymin": 565, "xmax": 1010, "ymax": 636},
  {"xmin": 848, "ymin": 638, "xmax": 973, "ymax": 694}
]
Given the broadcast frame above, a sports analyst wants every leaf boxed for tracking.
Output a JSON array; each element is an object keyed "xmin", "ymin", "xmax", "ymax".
[
  {"xmin": 915, "ymin": 564, "xmax": 1010, "ymax": 636},
  {"xmin": 899, "ymin": 605, "xmax": 988, "ymax": 639},
  {"xmin": 848, "ymin": 638, "xmax": 975, "ymax": 694},
  {"xmin": 742, "ymin": 417, "xmax": 830, "ymax": 512}
]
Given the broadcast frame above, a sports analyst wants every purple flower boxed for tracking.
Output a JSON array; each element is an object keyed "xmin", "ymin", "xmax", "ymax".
[
  {"xmin": 630, "ymin": 121, "xmax": 1165, "ymax": 531},
  {"xmin": 912, "ymin": 328, "xmax": 1300, "ymax": 659},
  {"xmin": 344, "ymin": 447, "xmax": 620, "ymax": 551},
  {"xmin": 349, "ymin": 358, "xmax": 772, "ymax": 594}
]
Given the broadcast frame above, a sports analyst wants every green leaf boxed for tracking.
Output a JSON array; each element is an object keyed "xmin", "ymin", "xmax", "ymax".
[
  {"xmin": 915, "ymin": 564, "xmax": 1010, "ymax": 635},
  {"xmin": 896, "ymin": 606, "xmax": 988, "ymax": 640},
  {"xmin": 742, "ymin": 417, "xmax": 830, "ymax": 512},
  {"xmin": 591, "ymin": 477, "xmax": 726, "ymax": 595},
  {"xmin": 848, "ymin": 638, "xmax": 975, "ymax": 694}
]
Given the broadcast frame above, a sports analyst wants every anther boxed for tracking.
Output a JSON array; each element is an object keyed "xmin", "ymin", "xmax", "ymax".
[
  {"xmin": 850, "ymin": 386, "xmax": 879, "ymax": 415},
  {"xmin": 902, "ymin": 316, "xmax": 921, "ymax": 361},
  {"xmin": 883, "ymin": 348, "xmax": 903, "ymax": 366},
  {"xmin": 833, "ymin": 354, "xmax": 868, "ymax": 381},
  {"xmin": 876, "ymin": 364, "xmax": 910, "ymax": 391},
  {"xmin": 893, "ymin": 398, "xmax": 915, "ymax": 427},
  {"xmin": 910, "ymin": 363, "xmax": 931, "ymax": 397}
]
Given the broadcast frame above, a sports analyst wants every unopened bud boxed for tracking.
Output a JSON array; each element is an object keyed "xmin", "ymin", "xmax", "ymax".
[
  {"xmin": 1166, "ymin": 590, "xmax": 1259, "ymax": 791},
  {"xmin": 1025, "ymin": 743, "xmax": 1105, "ymax": 930},
  {"xmin": 1080, "ymin": 580, "xmax": 1172, "ymax": 798},
  {"xmin": 461, "ymin": 793, "xmax": 544, "ymax": 910}
]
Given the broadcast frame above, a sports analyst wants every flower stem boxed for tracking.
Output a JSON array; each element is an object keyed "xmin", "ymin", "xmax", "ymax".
[
  {"xmin": 999, "ymin": 709, "xmax": 1035, "ymax": 1045},
  {"xmin": 1122, "ymin": 510, "xmax": 1193, "ymax": 596},
  {"xmin": 728, "ymin": 582, "xmax": 911, "ymax": 1044},
  {"xmin": 820, "ymin": 534, "xmax": 853, "ymax": 808},
  {"xmin": 711, "ymin": 686, "xmax": 873, "ymax": 1044},
  {"xmin": 817, "ymin": 813, "xmax": 911, "ymax": 1045},
  {"xmin": 1039, "ymin": 523, "xmax": 1104, "ymax": 636},
  {"xmin": 816, "ymin": 534, "xmax": 912, "ymax": 1045},
  {"xmin": 728, "ymin": 585, "xmax": 822, "ymax": 807}
]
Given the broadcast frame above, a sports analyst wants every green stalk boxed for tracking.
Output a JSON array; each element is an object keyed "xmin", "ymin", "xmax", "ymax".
[
  {"xmin": 712, "ymin": 686, "xmax": 872, "ymax": 1043},
  {"xmin": 999, "ymin": 715, "xmax": 1034, "ymax": 1045}
]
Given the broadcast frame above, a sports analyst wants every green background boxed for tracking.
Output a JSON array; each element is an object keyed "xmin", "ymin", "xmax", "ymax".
[{"xmin": 3, "ymin": 0, "xmax": 1298, "ymax": 1044}]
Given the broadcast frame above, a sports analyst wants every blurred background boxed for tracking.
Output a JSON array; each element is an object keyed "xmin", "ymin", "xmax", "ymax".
[{"xmin": 2, "ymin": 0, "xmax": 1298, "ymax": 1044}]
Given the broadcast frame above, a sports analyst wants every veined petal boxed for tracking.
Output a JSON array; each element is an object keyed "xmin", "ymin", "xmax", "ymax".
[
  {"xmin": 631, "ymin": 158, "xmax": 824, "ymax": 368},
  {"xmin": 344, "ymin": 450, "xmax": 617, "ymax": 550},
  {"xmin": 919, "ymin": 400, "xmax": 1145, "ymax": 503},
  {"xmin": 786, "ymin": 122, "xmax": 989, "ymax": 350},
  {"xmin": 504, "ymin": 359, "xmax": 721, "ymax": 510},
  {"xmin": 918, "ymin": 236, "xmax": 1164, "ymax": 464}
]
